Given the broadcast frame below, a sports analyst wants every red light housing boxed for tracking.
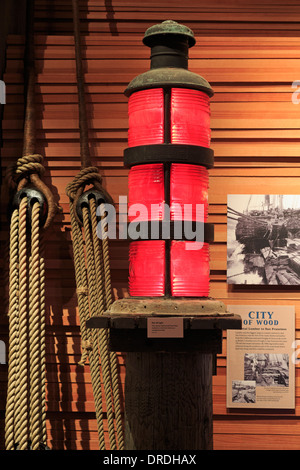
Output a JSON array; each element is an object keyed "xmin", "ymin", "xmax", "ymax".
[
  {"xmin": 128, "ymin": 163, "xmax": 165, "ymax": 222},
  {"xmin": 129, "ymin": 241, "xmax": 165, "ymax": 296},
  {"xmin": 125, "ymin": 21, "xmax": 214, "ymax": 300},
  {"xmin": 170, "ymin": 163, "xmax": 209, "ymax": 222},
  {"xmin": 171, "ymin": 88, "xmax": 211, "ymax": 148},
  {"xmin": 170, "ymin": 241, "xmax": 210, "ymax": 296},
  {"xmin": 128, "ymin": 88, "xmax": 164, "ymax": 147},
  {"xmin": 127, "ymin": 98, "xmax": 211, "ymax": 296}
]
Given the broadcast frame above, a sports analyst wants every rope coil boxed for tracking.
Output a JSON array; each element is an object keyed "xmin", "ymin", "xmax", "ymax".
[
  {"xmin": 5, "ymin": 0, "xmax": 55, "ymax": 450},
  {"xmin": 5, "ymin": 0, "xmax": 124, "ymax": 451},
  {"xmin": 5, "ymin": 154, "xmax": 44, "ymax": 189},
  {"xmin": 66, "ymin": 166, "xmax": 103, "ymax": 199},
  {"xmin": 64, "ymin": 0, "xmax": 125, "ymax": 451},
  {"xmin": 68, "ymin": 193, "xmax": 124, "ymax": 450},
  {"xmin": 5, "ymin": 200, "xmax": 47, "ymax": 450}
]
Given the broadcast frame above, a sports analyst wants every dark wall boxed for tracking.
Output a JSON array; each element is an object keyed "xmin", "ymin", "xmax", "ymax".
[
  {"xmin": 0, "ymin": 0, "xmax": 27, "ymax": 183},
  {"xmin": 0, "ymin": 0, "xmax": 27, "ymax": 78}
]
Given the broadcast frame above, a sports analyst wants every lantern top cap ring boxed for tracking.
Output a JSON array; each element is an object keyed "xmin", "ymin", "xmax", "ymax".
[{"xmin": 143, "ymin": 20, "xmax": 196, "ymax": 48}]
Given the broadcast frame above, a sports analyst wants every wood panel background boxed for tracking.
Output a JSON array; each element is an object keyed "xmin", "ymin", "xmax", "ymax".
[{"xmin": 1, "ymin": 0, "xmax": 300, "ymax": 450}]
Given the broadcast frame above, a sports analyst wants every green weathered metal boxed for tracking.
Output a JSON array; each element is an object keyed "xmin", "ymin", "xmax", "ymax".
[
  {"xmin": 143, "ymin": 19, "xmax": 196, "ymax": 47},
  {"xmin": 124, "ymin": 67, "xmax": 213, "ymax": 97},
  {"xmin": 124, "ymin": 19, "xmax": 214, "ymax": 97}
]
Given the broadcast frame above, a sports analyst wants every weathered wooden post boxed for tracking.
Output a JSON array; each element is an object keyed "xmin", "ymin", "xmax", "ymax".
[{"xmin": 87, "ymin": 20, "xmax": 241, "ymax": 450}]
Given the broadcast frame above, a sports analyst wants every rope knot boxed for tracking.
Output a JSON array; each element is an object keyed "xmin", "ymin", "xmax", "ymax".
[
  {"xmin": 78, "ymin": 339, "xmax": 93, "ymax": 366},
  {"xmin": 81, "ymin": 339, "xmax": 93, "ymax": 351},
  {"xmin": 16, "ymin": 154, "xmax": 45, "ymax": 179},
  {"xmin": 66, "ymin": 166, "xmax": 113, "ymax": 226},
  {"xmin": 5, "ymin": 154, "xmax": 45, "ymax": 191},
  {"xmin": 5, "ymin": 154, "xmax": 59, "ymax": 230},
  {"xmin": 76, "ymin": 286, "xmax": 89, "ymax": 296},
  {"xmin": 66, "ymin": 166, "xmax": 103, "ymax": 200}
]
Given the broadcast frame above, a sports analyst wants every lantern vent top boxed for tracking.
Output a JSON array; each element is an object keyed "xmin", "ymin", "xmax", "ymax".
[
  {"xmin": 143, "ymin": 20, "xmax": 196, "ymax": 48},
  {"xmin": 124, "ymin": 20, "xmax": 213, "ymax": 97}
]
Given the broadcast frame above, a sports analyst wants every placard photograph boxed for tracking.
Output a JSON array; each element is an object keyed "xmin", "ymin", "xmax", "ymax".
[
  {"xmin": 227, "ymin": 195, "xmax": 300, "ymax": 285},
  {"xmin": 231, "ymin": 380, "xmax": 256, "ymax": 404},
  {"xmin": 244, "ymin": 353, "xmax": 289, "ymax": 387}
]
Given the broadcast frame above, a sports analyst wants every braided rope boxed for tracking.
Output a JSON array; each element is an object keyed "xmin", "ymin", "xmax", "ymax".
[
  {"xmin": 69, "ymin": 201, "xmax": 90, "ymax": 366},
  {"xmin": 86, "ymin": 200, "xmax": 118, "ymax": 450},
  {"xmin": 39, "ymin": 231, "xmax": 47, "ymax": 446},
  {"xmin": 98, "ymin": 204, "xmax": 113, "ymax": 308},
  {"xmin": 5, "ymin": 0, "xmax": 55, "ymax": 450},
  {"xmin": 89, "ymin": 331, "xmax": 106, "ymax": 450},
  {"xmin": 5, "ymin": 209, "xmax": 19, "ymax": 450},
  {"xmin": 69, "ymin": 199, "xmax": 106, "ymax": 449},
  {"xmin": 5, "ymin": 199, "xmax": 48, "ymax": 450},
  {"xmin": 82, "ymin": 205, "xmax": 117, "ymax": 450},
  {"xmin": 110, "ymin": 350, "xmax": 124, "ymax": 450},
  {"xmin": 89, "ymin": 198, "xmax": 106, "ymax": 313},
  {"xmin": 29, "ymin": 202, "xmax": 42, "ymax": 450},
  {"xmin": 97, "ymin": 202, "xmax": 124, "ymax": 450},
  {"xmin": 15, "ymin": 197, "xmax": 28, "ymax": 450},
  {"xmin": 67, "ymin": 188, "xmax": 125, "ymax": 450},
  {"xmin": 67, "ymin": 0, "xmax": 124, "ymax": 450}
]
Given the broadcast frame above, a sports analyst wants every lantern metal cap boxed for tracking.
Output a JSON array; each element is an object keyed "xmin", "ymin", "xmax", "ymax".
[
  {"xmin": 143, "ymin": 20, "xmax": 196, "ymax": 48},
  {"xmin": 125, "ymin": 67, "xmax": 214, "ymax": 97}
]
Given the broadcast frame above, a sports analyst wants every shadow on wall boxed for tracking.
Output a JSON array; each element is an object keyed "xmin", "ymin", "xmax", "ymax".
[
  {"xmin": 35, "ymin": 0, "xmax": 124, "ymax": 451},
  {"xmin": 34, "ymin": 0, "xmax": 94, "ymax": 447},
  {"xmin": 1, "ymin": 0, "xmax": 125, "ymax": 450},
  {"xmin": 105, "ymin": 0, "xmax": 119, "ymax": 36}
]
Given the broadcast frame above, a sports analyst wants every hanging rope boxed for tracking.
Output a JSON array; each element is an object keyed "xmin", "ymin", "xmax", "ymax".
[
  {"xmin": 66, "ymin": 0, "xmax": 124, "ymax": 451},
  {"xmin": 5, "ymin": 0, "xmax": 56, "ymax": 450},
  {"xmin": 5, "ymin": 199, "xmax": 48, "ymax": 450}
]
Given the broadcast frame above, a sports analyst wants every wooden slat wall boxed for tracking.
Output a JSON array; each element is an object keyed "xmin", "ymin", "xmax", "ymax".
[{"xmin": 1, "ymin": 0, "xmax": 300, "ymax": 451}]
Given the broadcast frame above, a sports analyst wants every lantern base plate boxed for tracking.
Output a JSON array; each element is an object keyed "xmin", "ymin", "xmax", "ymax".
[
  {"xmin": 86, "ymin": 297, "xmax": 241, "ymax": 354},
  {"xmin": 104, "ymin": 296, "xmax": 230, "ymax": 316}
]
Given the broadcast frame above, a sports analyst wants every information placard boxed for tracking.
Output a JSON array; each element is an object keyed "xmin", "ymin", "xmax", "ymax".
[
  {"xmin": 226, "ymin": 305, "xmax": 295, "ymax": 409},
  {"xmin": 147, "ymin": 317, "xmax": 184, "ymax": 338}
]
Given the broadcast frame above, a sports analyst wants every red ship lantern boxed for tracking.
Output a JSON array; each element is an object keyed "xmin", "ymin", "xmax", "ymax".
[
  {"xmin": 125, "ymin": 20, "xmax": 214, "ymax": 298},
  {"xmin": 86, "ymin": 20, "xmax": 241, "ymax": 452}
]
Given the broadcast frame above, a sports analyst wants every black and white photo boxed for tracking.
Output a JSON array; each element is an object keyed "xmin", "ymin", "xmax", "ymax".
[
  {"xmin": 227, "ymin": 194, "xmax": 300, "ymax": 285},
  {"xmin": 232, "ymin": 380, "xmax": 256, "ymax": 404},
  {"xmin": 244, "ymin": 353, "xmax": 289, "ymax": 387}
]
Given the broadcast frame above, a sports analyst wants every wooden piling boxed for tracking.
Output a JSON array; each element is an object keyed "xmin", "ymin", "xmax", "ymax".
[
  {"xmin": 86, "ymin": 298, "xmax": 242, "ymax": 450},
  {"xmin": 124, "ymin": 351, "xmax": 213, "ymax": 450}
]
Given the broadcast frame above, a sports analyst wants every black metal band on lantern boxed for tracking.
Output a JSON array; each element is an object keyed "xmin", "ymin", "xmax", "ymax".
[{"xmin": 124, "ymin": 144, "xmax": 214, "ymax": 168}]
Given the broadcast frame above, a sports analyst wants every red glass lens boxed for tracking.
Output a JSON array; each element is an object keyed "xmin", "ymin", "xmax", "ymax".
[
  {"xmin": 170, "ymin": 88, "xmax": 211, "ymax": 148},
  {"xmin": 170, "ymin": 241, "xmax": 210, "ymax": 296},
  {"xmin": 129, "ymin": 241, "xmax": 165, "ymax": 296},
  {"xmin": 170, "ymin": 163, "xmax": 209, "ymax": 222},
  {"xmin": 128, "ymin": 88, "xmax": 164, "ymax": 147},
  {"xmin": 128, "ymin": 163, "xmax": 165, "ymax": 222}
]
